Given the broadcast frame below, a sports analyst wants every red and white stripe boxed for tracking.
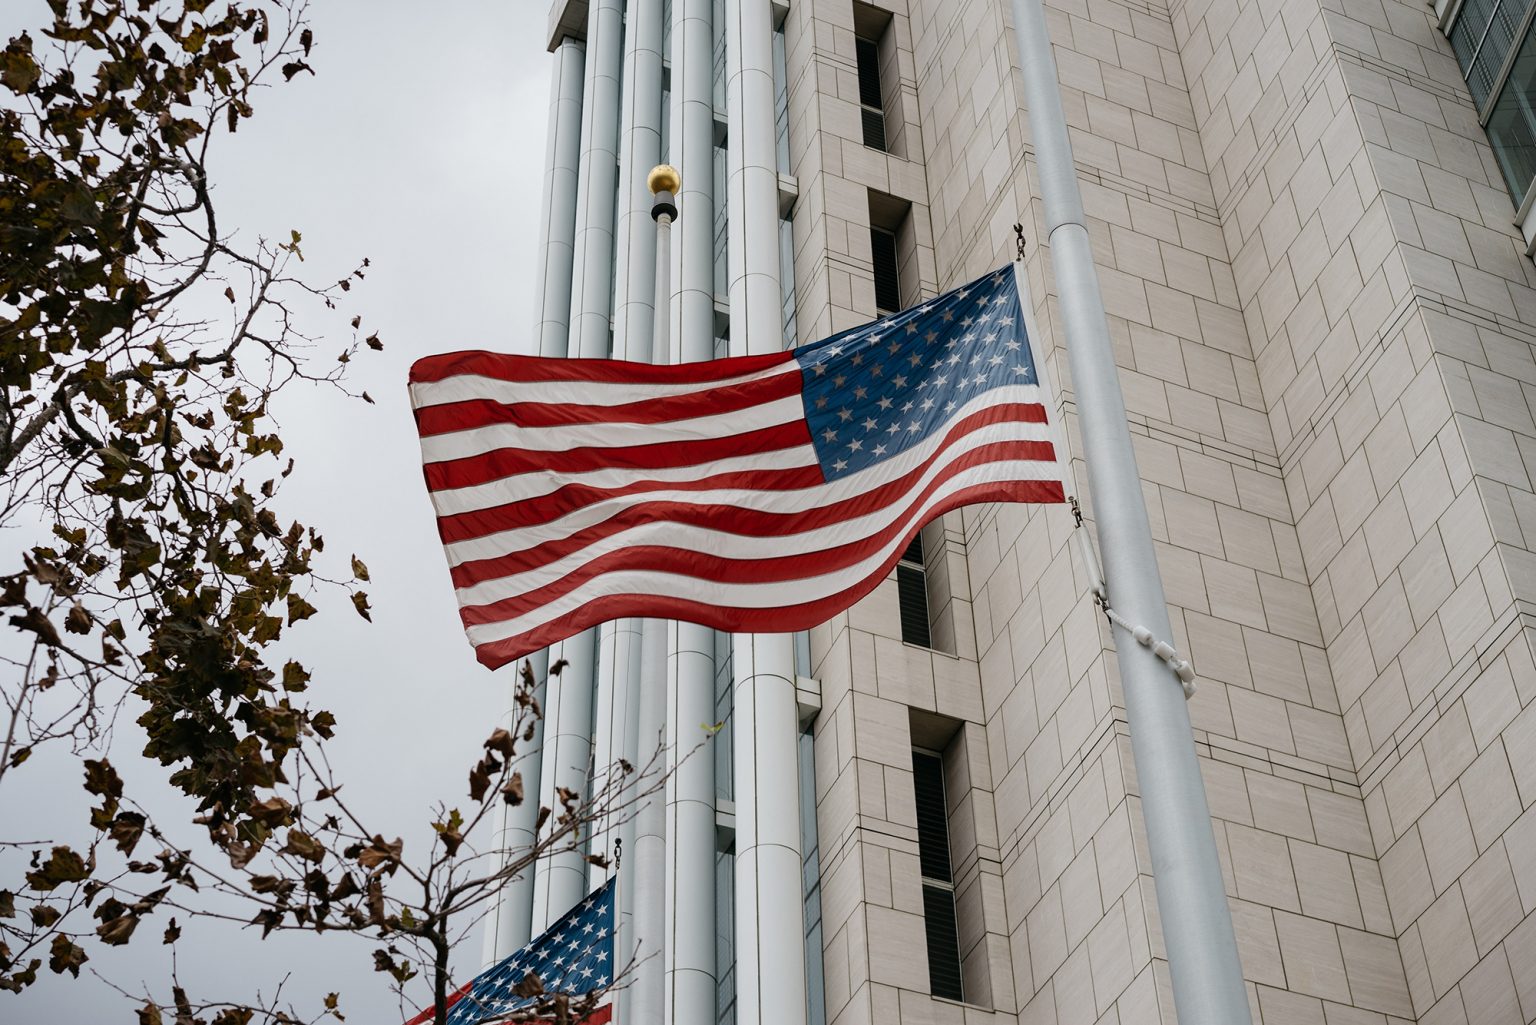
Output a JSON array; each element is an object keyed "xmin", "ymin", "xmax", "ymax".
[{"xmin": 410, "ymin": 350, "xmax": 1063, "ymax": 669}]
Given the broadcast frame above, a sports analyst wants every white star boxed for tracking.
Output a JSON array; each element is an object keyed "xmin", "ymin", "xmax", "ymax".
[
  {"xmin": 904, "ymin": 323, "xmax": 917, "ymax": 334},
  {"xmin": 892, "ymin": 374, "xmax": 907, "ymax": 388},
  {"xmin": 848, "ymin": 439, "xmax": 863, "ymax": 452},
  {"xmin": 877, "ymin": 397, "xmax": 893, "ymax": 410},
  {"xmin": 1005, "ymin": 339, "xmax": 1021, "ymax": 351},
  {"xmin": 863, "ymin": 417, "xmax": 878, "ymax": 431},
  {"xmin": 907, "ymin": 421, "xmax": 920, "ymax": 433},
  {"xmin": 945, "ymin": 401, "xmax": 957, "ymax": 413},
  {"xmin": 873, "ymin": 443, "xmax": 887, "ymax": 456},
  {"xmin": 999, "ymin": 315, "xmax": 1016, "ymax": 326},
  {"xmin": 921, "ymin": 398, "xmax": 935, "ymax": 410},
  {"xmin": 822, "ymin": 428, "xmax": 837, "ymax": 442},
  {"xmin": 838, "ymin": 408, "xmax": 853, "ymax": 422},
  {"xmin": 833, "ymin": 459, "xmax": 848, "ymax": 472},
  {"xmin": 886, "ymin": 422, "xmax": 901, "ymax": 436},
  {"xmin": 989, "ymin": 354, "xmax": 1004, "ymax": 365}
]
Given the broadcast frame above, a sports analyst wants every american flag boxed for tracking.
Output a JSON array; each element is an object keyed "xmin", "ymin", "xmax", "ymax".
[
  {"xmin": 410, "ymin": 878, "xmax": 615, "ymax": 1025},
  {"xmin": 409, "ymin": 265, "xmax": 1064, "ymax": 669}
]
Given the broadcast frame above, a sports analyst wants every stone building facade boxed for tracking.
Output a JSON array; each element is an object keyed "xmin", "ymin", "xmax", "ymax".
[{"xmin": 504, "ymin": 0, "xmax": 1536, "ymax": 1022}]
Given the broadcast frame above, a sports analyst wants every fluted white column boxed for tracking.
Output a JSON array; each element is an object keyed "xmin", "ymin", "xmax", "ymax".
[
  {"xmin": 664, "ymin": 1, "xmax": 721, "ymax": 1022},
  {"xmin": 533, "ymin": 38, "xmax": 586, "ymax": 361},
  {"xmin": 594, "ymin": 7, "xmax": 667, "ymax": 1022},
  {"xmin": 533, "ymin": 0, "xmax": 624, "ymax": 932},
  {"xmin": 725, "ymin": 4, "xmax": 807, "ymax": 1024},
  {"xmin": 592, "ymin": 0, "xmax": 664, "ymax": 890},
  {"xmin": 485, "ymin": 34, "xmax": 585, "ymax": 962}
]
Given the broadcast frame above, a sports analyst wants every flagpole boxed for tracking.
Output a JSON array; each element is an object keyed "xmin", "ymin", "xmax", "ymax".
[
  {"xmin": 1008, "ymin": 2, "xmax": 1251, "ymax": 1022},
  {"xmin": 623, "ymin": 164, "xmax": 679, "ymax": 1025}
]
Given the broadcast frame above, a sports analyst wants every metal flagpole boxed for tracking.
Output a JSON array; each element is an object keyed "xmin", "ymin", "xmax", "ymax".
[
  {"xmin": 625, "ymin": 163, "xmax": 679, "ymax": 1025},
  {"xmin": 1008, "ymin": 1, "xmax": 1252, "ymax": 1022}
]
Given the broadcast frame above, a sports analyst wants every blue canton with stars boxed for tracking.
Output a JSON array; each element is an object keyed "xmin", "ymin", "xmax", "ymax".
[
  {"xmin": 445, "ymin": 878, "xmax": 614, "ymax": 1025},
  {"xmin": 795, "ymin": 266, "xmax": 1036, "ymax": 480}
]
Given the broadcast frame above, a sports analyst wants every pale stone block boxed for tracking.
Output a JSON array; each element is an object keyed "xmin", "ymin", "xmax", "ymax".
[
  {"xmin": 1229, "ymin": 822, "xmax": 1301, "ymax": 912},
  {"xmin": 1093, "ymin": 803, "xmax": 1139, "ymax": 906},
  {"xmin": 1418, "ymin": 786, "xmax": 1478, "ymax": 894},
  {"xmin": 1399, "ymin": 921, "xmax": 1436, "ymax": 1015},
  {"xmin": 1244, "ymin": 628, "xmax": 1310, "ymax": 705},
  {"xmin": 866, "ymin": 904, "xmax": 931, "ymax": 990},
  {"xmin": 1248, "ymin": 771, "xmax": 1314, "ymax": 840},
  {"xmin": 1027, "ymin": 884, "xmax": 1069, "ymax": 984},
  {"xmin": 1457, "ymin": 947, "xmax": 1522, "ymax": 1025},
  {"xmin": 852, "ymin": 692, "xmax": 915, "ymax": 770},
  {"xmin": 1361, "ymin": 577, "xmax": 1414, "ymax": 673},
  {"xmin": 1230, "ymin": 686, "xmax": 1297, "ymax": 754},
  {"xmin": 1337, "ymin": 926, "xmax": 1413, "ymax": 1017},
  {"xmin": 1461, "ymin": 844, "xmax": 1524, "ymax": 958},
  {"xmin": 1399, "ymin": 533, "xmax": 1455, "ymax": 632},
  {"xmin": 1461, "ymin": 744, "xmax": 1522, "ymax": 854},
  {"xmin": 1060, "ymin": 847, "xmax": 1103, "ymax": 951},
  {"xmin": 1087, "ymin": 898, "xmax": 1136, "ymax": 1013},
  {"xmin": 1462, "ymin": 655, "xmax": 1521, "ymax": 751},
  {"xmin": 1503, "ymin": 703, "xmax": 1536, "ymax": 807},
  {"xmin": 1256, "ymin": 984, "xmax": 1327, "ymax": 1024},
  {"xmin": 1292, "ymin": 840, "xmax": 1364, "ymax": 929},
  {"xmin": 1308, "ymin": 788, "xmax": 1375, "ymax": 858},
  {"xmin": 1380, "ymin": 829, "xmax": 1435, "ymax": 931},
  {"xmin": 1420, "ymin": 886, "xmax": 1479, "ymax": 999},
  {"xmin": 1353, "ymin": 855, "xmax": 1395, "ymax": 935},
  {"xmin": 1275, "ymin": 911, "xmax": 1351, "ymax": 1003},
  {"xmin": 1289, "ymin": 704, "xmax": 1353, "ymax": 769},
  {"xmin": 1202, "ymin": 555, "xmax": 1267, "ymax": 629},
  {"xmin": 1504, "ymin": 911, "xmax": 1536, "ymax": 1020},
  {"xmin": 1421, "ymin": 703, "xmax": 1477, "ymax": 795}
]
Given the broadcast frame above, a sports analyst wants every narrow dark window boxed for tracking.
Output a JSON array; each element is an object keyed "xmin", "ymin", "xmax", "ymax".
[
  {"xmin": 870, "ymin": 226, "xmax": 902, "ymax": 315},
  {"xmin": 855, "ymin": 36, "xmax": 887, "ymax": 151},
  {"xmin": 897, "ymin": 535, "xmax": 930, "ymax": 647},
  {"xmin": 913, "ymin": 750, "xmax": 963, "ymax": 1002}
]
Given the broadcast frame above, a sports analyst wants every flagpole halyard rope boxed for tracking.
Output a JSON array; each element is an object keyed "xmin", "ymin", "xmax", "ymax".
[{"xmin": 1068, "ymin": 495, "xmax": 1197, "ymax": 699}]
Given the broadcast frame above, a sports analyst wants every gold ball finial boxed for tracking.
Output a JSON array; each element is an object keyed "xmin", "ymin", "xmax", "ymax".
[{"xmin": 647, "ymin": 164, "xmax": 681, "ymax": 195}]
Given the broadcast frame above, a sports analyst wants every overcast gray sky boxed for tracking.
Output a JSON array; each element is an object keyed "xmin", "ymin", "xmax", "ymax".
[{"xmin": 1, "ymin": 1, "xmax": 554, "ymax": 1019}]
